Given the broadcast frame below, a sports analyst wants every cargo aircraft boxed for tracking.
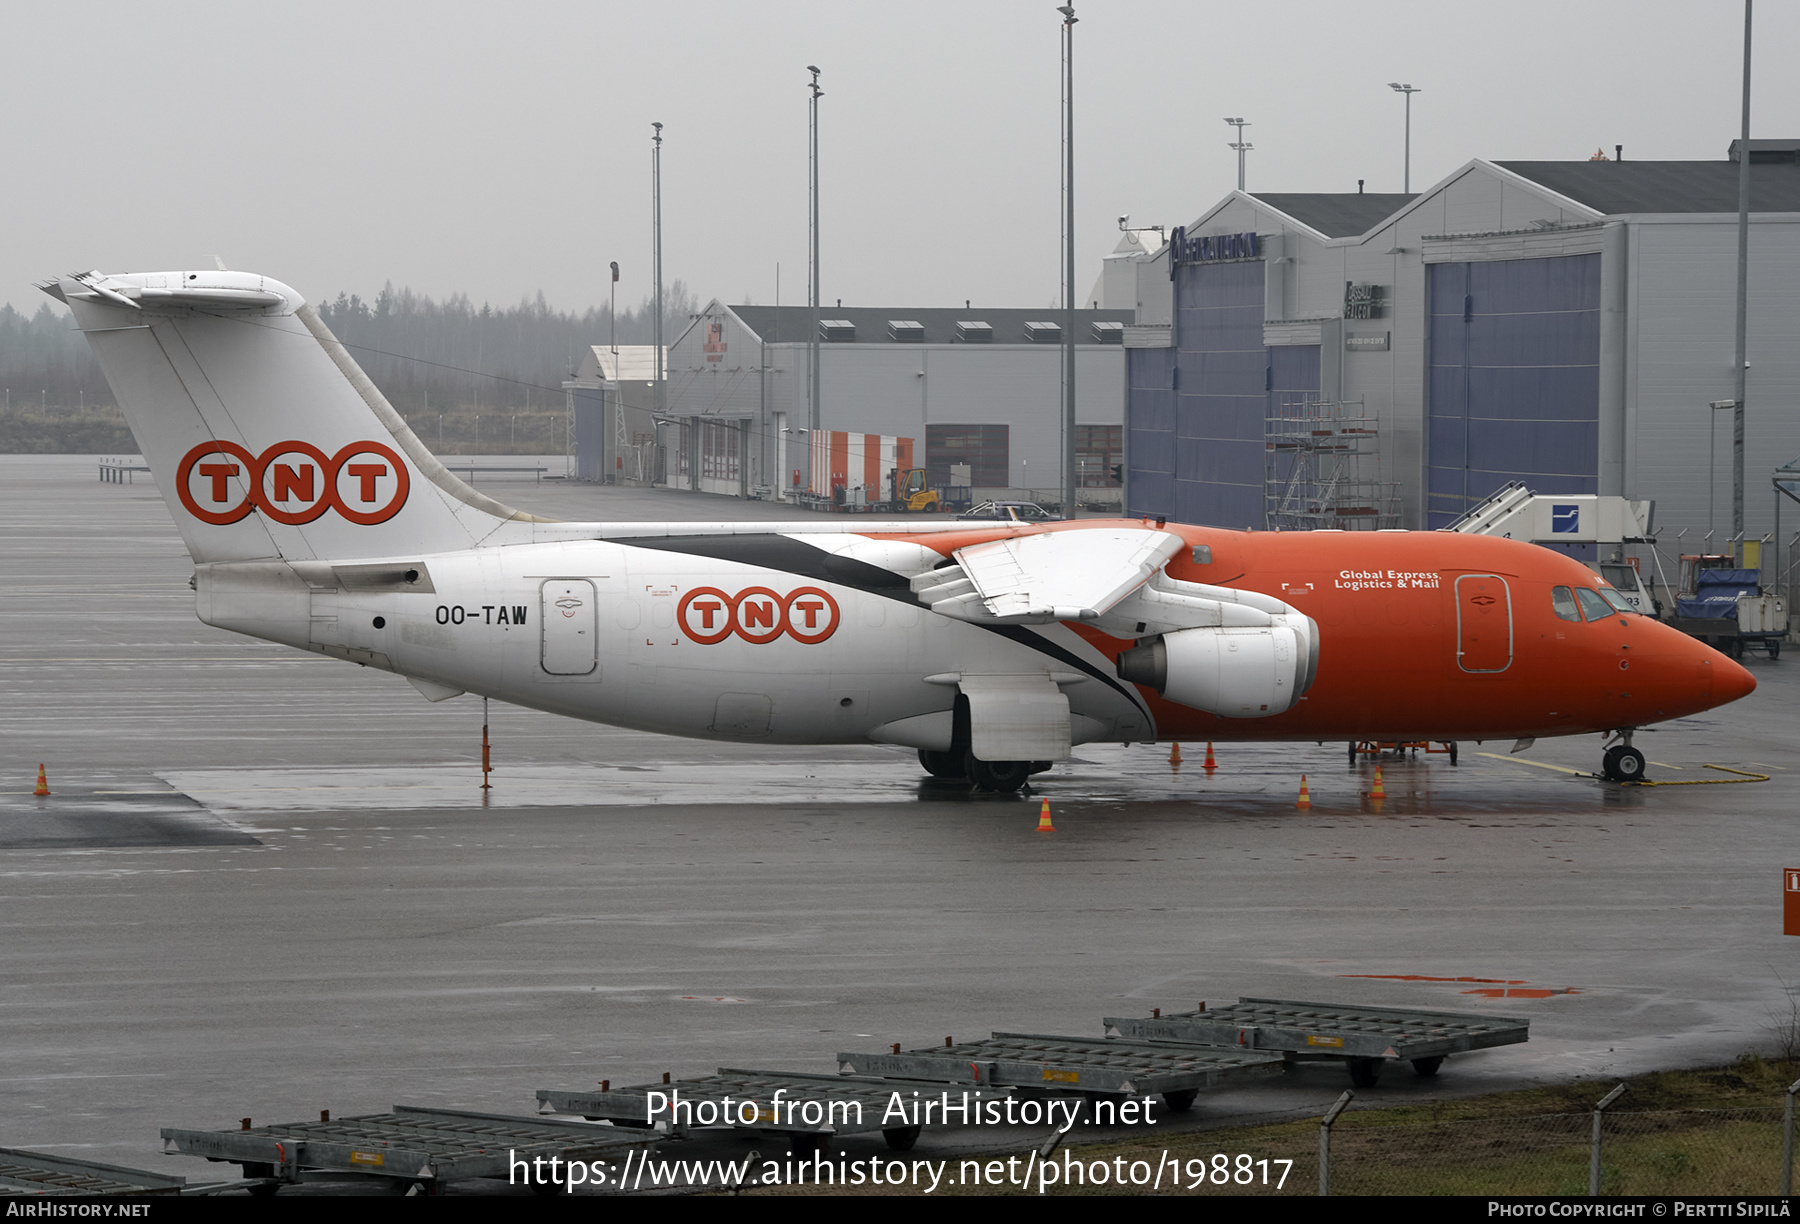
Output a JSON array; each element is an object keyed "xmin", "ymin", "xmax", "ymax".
[{"xmin": 46, "ymin": 269, "xmax": 1757, "ymax": 791}]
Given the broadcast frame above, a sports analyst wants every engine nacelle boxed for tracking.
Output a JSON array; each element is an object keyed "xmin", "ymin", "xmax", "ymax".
[{"xmin": 1116, "ymin": 623, "xmax": 1312, "ymax": 718}]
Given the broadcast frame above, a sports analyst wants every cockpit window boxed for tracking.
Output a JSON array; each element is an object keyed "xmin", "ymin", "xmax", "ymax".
[
  {"xmin": 1551, "ymin": 586, "xmax": 1581, "ymax": 622},
  {"xmin": 1574, "ymin": 588, "xmax": 1613, "ymax": 622},
  {"xmin": 1599, "ymin": 588, "xmax": 1636, "ymax": 614}
]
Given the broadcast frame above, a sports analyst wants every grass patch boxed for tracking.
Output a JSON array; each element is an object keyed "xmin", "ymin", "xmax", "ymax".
[{"xmin": 746, "ymin": 1055, "xmax": 1800, "ymax": 1196}]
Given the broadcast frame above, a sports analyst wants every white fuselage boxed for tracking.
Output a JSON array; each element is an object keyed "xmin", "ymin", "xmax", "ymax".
[{"xmin": 200, "ymin": 538, "xmax": 1155, "ymax": 750}]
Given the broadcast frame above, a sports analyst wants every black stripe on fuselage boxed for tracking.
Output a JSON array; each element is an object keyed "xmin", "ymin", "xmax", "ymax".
[
  {"xmin": 610, "ymin": 532, "xmax": 921, "ymax": 601},
  {"xmin": 613, "ymin": 533, "xmax": 1152, "ymax": 721}
]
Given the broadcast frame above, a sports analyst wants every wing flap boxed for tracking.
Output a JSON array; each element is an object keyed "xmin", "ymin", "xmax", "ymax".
[{"xmin": 910, "ymin": 528, "xmax": 1185, "ymax": 624}]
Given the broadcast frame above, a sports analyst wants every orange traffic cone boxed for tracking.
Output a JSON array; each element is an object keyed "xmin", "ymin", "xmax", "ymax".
[
  {"xmin": 1371, "ymin": 766, "xmax": 1386, "ymax": 801},
  {"xmin": 1036, "ymin": 797, "xmax": 1055, "ymax": 832},
  {"xmin": 1296, "ymin": 774, "xmax": 1312, "ymax": 810},
  {"xmin": 1168, "ymin": 742, "xmax": 1183, "ymax": 767},
  {"xmin": 1203, "ymin": 742, "xmax": 1217, "ymax": 773},
  {"xmin": 33, "ymin": 764, "xmax": 49, "ymax": 797}
]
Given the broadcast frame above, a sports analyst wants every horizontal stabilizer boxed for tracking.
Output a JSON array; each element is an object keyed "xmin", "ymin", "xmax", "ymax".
[{"xmin": 41, "ymin": 270, "xmax": 295, "ymax": 313}]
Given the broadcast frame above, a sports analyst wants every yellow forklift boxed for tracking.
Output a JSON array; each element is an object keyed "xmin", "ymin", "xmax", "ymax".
[{"xmin": 888, "ymin": 467, "xmax": 941, "ymax": 513}]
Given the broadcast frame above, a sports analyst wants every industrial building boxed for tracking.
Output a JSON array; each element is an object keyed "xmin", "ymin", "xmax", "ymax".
[
  {"xmin": 657, "ymin": 301, "xmax": 1134, "ymax": 505},
  {"xmin": 561, "ymin": 345, "xmax": 661, "ymax": 485},
  {"xmin": 1125, "ymin": 141, "xmax": 1800, "ymax": 553}
]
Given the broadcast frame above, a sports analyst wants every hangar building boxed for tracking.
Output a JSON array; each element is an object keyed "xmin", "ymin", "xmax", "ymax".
[
  {"xmin": 1126, "ymin": 142, "xmax": 1800, "ymax": 548},
  {"xmin": 661, "ymin": 301, "xmax": 1134, "ymax": 505}
]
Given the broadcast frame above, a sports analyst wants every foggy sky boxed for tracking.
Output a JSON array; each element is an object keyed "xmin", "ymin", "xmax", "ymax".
[{"xmin": 3, "ymin": 1, "xmax": 1792, "ymax": 317}]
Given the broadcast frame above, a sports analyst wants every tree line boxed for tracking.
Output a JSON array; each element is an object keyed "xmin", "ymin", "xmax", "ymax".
[{"xmin": 0, "ymin": 279, "xmax": 700, "ymax": 416}]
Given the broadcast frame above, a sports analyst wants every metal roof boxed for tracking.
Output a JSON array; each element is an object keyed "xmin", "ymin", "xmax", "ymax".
[
  {"xmin": 1498, "ymin": 160, "xmax": 1800, "ymax": 214},
  {"xmin": 1248, "ymin": 193, "xmax": 1418, "ymax": 237},
  {"xmin": 578, "ymin": 344, "xmax": 661, "ymax": 383},
  {"xmin": 725, "ymin": 304, "xmax": 1134, "ymax": 346}
]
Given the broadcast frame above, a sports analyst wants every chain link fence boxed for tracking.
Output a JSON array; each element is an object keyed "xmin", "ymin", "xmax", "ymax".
[{"xmin": 1171, "ymin": 1092, "xmax": 1797, "ymax": 1196}]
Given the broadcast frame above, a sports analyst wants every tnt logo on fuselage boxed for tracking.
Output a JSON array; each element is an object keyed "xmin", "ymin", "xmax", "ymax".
[
  {"xmin": 677, "ymin": 586, "xmax": 841, "ymax": 645},
  {"xmin": 176, "ymin": 440, "xmax": 410, "ymax": 526}
]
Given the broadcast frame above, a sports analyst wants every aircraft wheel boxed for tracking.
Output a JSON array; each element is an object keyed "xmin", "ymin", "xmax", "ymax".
[
  {"xmin": 1162, "ymin": 1089, "xmax": 1199, "ymax": 1113},
  {"xmin": 1348, "ymin": 742, "xmax": 1358, "ymax": 767},
  {"xmin": 965, "ymin": 755, "xmax": 1032, "ymax": 793},
  {"xmin": 1603, "ymin": 745, "xmax": 1646, "ymax": 783},
  {"xmin": 1411, "ymin": 1056, "xmax": 1445, "ymax": 1077},
  {"xmin": 1347, "ymin": 1058, "xmax": 1385, "ymax": 1089},
  {"xmin": 883, "ymin": 1125, "xmax": 921, "ymax": 1151},
  {"xmin": 918, "ymin": 749, "xmax": 966, "ymax": 779},
  {"xmin": 1448, "ymin": 742, "xmax": 1459, "ymax": 765}
]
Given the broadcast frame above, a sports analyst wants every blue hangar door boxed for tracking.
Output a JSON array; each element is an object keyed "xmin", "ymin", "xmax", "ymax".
[
  {"xmin": 1426, "ymin": 254, "xmax": 1600, "ymax": 528},
  {"xmin": 1128, "ymin": 260, "xmax": 1268, "ymax": 529}
]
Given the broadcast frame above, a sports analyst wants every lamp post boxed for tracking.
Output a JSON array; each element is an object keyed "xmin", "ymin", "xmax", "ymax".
[
  {"xmin": 651, "ymin": 123, "xmax": 664, "ymax": 432},
  {"xmin": 808, "ymin": 65, "xmax": 823, "ymax": 435},
  {"xmin": 1058, "ymin": 5, "xmax": 1077, "ymax": 517},
  {"xmin": 1712, "ymin": 399, "xmax": 1738, "ymax": 538},
  {"xmin": 1732, "ymin": 0, "xmax": 1752, "ymax": 561},
  {"xmin": 1224, "ymin": 117, "xmax": 1252, "ymax": 191},
  {"xmin": 1388, "ymin": 83, "xmax": 1420, "ymax": 192}
]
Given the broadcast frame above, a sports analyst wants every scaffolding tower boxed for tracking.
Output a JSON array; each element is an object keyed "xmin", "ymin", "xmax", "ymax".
[{"xmin": 1265, "ymin": 396, "xmax": 1401, "ymax": 531}]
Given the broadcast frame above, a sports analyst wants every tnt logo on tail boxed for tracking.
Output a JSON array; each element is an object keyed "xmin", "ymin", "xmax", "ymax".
[{"xmin": 177, "ymin": 440, "xmax": 410, "ymax": 525}]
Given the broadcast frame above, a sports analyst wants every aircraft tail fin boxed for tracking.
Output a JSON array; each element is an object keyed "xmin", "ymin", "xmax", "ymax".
[{"xmin": 45, "ymin": 269, "xmax": 547, "ymax": 564}]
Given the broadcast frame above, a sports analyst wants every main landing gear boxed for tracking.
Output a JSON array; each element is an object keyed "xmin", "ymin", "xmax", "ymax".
[
  {"xmin": 1600, "ymin": 730, "xmax": 1646, "ymax": 782},
  {"xmin": 916, "ymin": 694, "xmax": 1049, "ymax": 793},
  {"xmin": 917, "ymin": 750, "xmax": 1049, "ymax": 794}
]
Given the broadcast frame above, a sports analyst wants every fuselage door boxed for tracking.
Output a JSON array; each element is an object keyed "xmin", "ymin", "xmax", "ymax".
[
  {"xmin": 1455, "ymin": 574, "xmax": 1512, "ymax": 673},
  {"xmin": 541, "ymin": 578, "xmax": 598, "ymax": 675}
]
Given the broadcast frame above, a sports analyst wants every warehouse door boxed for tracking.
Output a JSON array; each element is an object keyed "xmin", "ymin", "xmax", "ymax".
[{"xmin": 1426, "ymin": 254, "xmax": 1600, "ymax": 528}]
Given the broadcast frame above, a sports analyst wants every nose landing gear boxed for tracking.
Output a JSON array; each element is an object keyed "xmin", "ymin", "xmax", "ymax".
[{"xmin": 1601, "ymin": 731, "xmax": 1647, "ymax": 782}]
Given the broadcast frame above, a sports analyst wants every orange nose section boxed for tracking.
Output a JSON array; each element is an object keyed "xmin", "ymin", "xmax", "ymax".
[{"xmin": 1713, "ymin": 653, "xmax": 1757, "ymax": 705}]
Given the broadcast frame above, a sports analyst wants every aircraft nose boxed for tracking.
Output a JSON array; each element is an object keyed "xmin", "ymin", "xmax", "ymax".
[{"xmin": 1712, "ymin": 651, "xmax": 1757, "ymax": 704}]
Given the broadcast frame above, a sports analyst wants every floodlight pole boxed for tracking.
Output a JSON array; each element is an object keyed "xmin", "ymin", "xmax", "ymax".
[
  {"xmin": 651, "ymin": 123, "xmax": 664, "ymax": 432},
  {"xmin": 1059, "ymin": 5, "xmax": 1077, "ymax": 516},
  {"xmin": 1733, "ymin": 0, "xmax": 1752, "ymax": 561},
  {"xmin": 1389, "ymin": 83, "xmax": 1420, "ymax": 193},
  {"xmin": 1225, "ymin": 117, "xmax": 1251, "ymax": 191},
  {"xmin": 808, "ymin": 66, "xmax": 823, "ymax": 435}
]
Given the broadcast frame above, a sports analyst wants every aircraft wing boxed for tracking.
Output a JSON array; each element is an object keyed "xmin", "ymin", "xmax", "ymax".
[{"xmin": 910, "ymin": 527, "xmax": 1185, "ymax": 624}]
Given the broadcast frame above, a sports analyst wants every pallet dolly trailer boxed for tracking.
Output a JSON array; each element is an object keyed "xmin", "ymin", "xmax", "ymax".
[
  {"xmin": 1105, "ymin": 997, "xmax": 1531, "ymax": 1088},
  {"xmin": 539, "ymin": 1067, "xmax": 972, "ymax": 1153},
  {"xmin": 0, "ymin": 1147, "xmax": 189, "ymax": 1196},
  {"xmin": 836, "ymin": 1032, "xmax": 1283, "ymax": 1115},
  {"xmin": 161, "ymin": 1104, "xmax": 657, "ymax": 1196}
]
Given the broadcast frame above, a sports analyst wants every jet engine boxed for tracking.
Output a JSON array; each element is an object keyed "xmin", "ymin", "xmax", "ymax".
[{"xmin": 1116, "ymin": 620, "xmax": 1318, "ymax": 718}]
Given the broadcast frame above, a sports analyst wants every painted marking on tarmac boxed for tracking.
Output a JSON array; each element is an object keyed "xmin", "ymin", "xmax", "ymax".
[
  {"xmin": 1476, "ymin": 753, "xmax": 1587, "ymax": 776},
  {"xmin": 1344, "ymin": 974, "xmax": 1528, "ymax": 985},
  {"xmin": 1341, "ymin": 973, "xmax": 1580, "ymax": 999}
]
